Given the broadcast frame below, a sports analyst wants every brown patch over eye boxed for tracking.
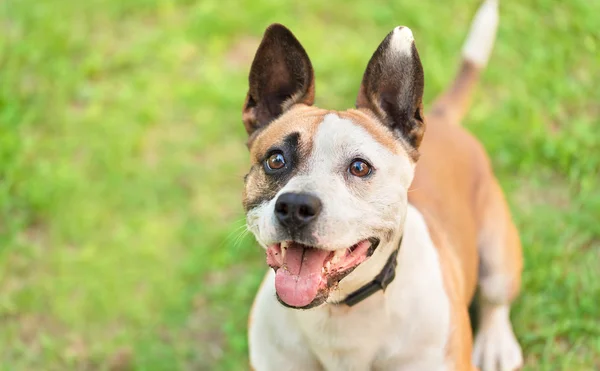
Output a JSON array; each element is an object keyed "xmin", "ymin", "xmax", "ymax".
[
  {"xmin": 266, "ymin": 152, "xmax": 286, "ymax": 171},
  {"xmin": 349, "ymin": 159, "xmax": 372, "ymax": 177}
]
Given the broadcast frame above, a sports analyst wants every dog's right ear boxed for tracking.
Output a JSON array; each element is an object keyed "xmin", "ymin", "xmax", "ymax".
[
  {"xmin": 356, "ymin": 27, "xmax": 425, "ymax": 150},
  {"xmin": 243, "ymin": 24, "xmax": 315, "ymax": 138}
]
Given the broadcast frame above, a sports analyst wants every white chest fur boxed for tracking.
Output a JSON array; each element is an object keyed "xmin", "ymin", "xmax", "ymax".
[{"xmin": 249, "ymin": 205, "xmax": 451, "ymax": 371}]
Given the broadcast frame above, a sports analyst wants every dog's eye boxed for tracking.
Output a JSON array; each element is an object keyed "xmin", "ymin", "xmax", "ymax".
[
  {"xmin": 348, "ymin": 159, "xmax": 372, "ymax": 177},
  {"xmin": 265, "ymin": 152, "xmax": 286, "ymax": 171}
]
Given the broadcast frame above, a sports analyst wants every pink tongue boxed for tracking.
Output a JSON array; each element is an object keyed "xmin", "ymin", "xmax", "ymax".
[{"xmin": 275, "ymin": 244, "xmax": 331, "ymax": 307}]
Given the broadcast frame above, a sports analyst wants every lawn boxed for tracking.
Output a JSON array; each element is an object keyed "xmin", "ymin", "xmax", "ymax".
[{"xmin": 0, "ymin": 0, "xmax": 598, "ymax": 370}]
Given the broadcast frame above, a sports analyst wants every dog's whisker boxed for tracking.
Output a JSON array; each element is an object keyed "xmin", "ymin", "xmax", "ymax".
[{"xmin": 232, "ymin": 228, "xmax": 251, "ymax": 249}]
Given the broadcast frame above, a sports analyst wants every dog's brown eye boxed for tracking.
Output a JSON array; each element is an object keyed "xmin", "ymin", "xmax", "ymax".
[
  {"xmin": 266, "ymin": 152, "xmax": 286, "ymax": 170},
  {"xmin": 349, "ymin": 159, "xmax": 372, "ymax": 177}
]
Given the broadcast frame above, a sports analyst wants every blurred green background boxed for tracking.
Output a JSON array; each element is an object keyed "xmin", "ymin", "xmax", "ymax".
[{"xmin": 1, "ymin": 0, "xmax": 599, "ymax": 370}]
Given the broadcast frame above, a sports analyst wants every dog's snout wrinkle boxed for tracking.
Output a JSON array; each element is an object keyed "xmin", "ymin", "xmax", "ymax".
[{"xmin": 275, "ymin": 192, "xmax": 322, "ymax": 231}]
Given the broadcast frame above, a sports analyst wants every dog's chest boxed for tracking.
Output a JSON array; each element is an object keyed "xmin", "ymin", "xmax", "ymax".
[
  {"xmin": 295, "ymin": 299, "xmax": 391, "ymax": 370},
  {"xmin": 292, "ymin": 205, "xmax": 451, "ymax": 371},
  {"xmin": 295, "ymin": 293, "xmax": 448, "ymax": 370}
]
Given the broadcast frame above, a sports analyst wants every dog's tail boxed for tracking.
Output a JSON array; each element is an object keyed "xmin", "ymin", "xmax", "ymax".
[{"xmin": 430, "ymin": 0, "xmax": 499, "ymax": 124}]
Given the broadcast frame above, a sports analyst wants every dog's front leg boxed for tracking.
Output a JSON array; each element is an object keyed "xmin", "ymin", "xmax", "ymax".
[
  {"xmin": 249, "ymin": 308, "xmax": 323, "ymax": 371},
  {"xmin": 249, "ymin": 340, "xmax": 322, "ymax": 371},
  {"xmin": 249, "ymin": 272, "xmax": 323, "ymax": 371}
]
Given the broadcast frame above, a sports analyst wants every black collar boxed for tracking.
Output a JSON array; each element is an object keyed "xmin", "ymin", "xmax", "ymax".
[{"xmin": 340, "ymin": 237, "xmax": 402, "ymax": 307}]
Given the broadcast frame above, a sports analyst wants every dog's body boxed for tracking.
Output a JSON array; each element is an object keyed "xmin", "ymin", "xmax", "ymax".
[{"xmin": 243, "ymin": 1, "xmax": 523, "ymax": 370}]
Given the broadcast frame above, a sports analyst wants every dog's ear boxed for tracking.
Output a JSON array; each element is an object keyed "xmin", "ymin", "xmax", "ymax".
[
  {"xmin": 243, "ymin": 24, "xmax": 315, "ymax": 137},
  {"xmin": 356, "ymin": 27, "xmax": 425, "ymax": 149}
]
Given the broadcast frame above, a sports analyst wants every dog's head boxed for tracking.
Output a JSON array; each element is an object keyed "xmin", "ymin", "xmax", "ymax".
[{"xmin": 242, "ymin": 24, "xmax": 425, "ymax": 309}]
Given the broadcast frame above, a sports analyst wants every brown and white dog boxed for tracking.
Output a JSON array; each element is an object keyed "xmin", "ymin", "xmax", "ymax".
[{"xmin": 242, "ymin": 0, "xmax": 523, "ymax": 370}]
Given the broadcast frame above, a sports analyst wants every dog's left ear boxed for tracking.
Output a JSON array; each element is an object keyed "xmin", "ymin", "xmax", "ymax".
[
  {"xmin": 243, "ymin": 24, "xmax": 315, "ymax": 138},
  {"xmin": 356, "ymin": 27, "xmax": 425, "ymax": 149}
]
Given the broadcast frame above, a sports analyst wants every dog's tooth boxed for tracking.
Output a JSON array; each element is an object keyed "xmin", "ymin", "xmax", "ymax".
[
  {"xmin": 280, "ymin": 243, "xmax": 287, "ymax": 259},
  {"xmin": 333, "ymin": 249, "xmax": 346, "ymax": 262}
]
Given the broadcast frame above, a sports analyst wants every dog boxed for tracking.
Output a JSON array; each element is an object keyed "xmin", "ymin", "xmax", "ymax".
[{"xmin": 241, "ymin": 0, "xmax": 523, "ymax": 369}]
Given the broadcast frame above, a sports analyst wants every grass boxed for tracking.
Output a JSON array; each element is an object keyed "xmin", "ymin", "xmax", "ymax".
[{"xmin": 0, "ymin": 0, "xmax": 598, "ymax": 369}]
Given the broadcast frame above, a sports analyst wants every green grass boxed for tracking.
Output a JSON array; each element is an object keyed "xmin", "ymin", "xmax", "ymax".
[{"xmin": 1, "ymin": 0, "xmax": 598, "ymax": 369}]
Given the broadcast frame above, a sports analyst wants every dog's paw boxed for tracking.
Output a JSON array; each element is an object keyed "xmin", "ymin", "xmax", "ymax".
[{"xmin": 472, "ymin": 305, "xmax": 523, "ymax": 371}]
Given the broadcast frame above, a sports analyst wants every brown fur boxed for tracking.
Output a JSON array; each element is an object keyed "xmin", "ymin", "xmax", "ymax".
[
  {"xmin": 338, "ymin": 109, "xmax": 410, "ymax": 156},
  {"xmin": 430, "ymin": 60, "xmax": 481, "ymax": 125},
  {"xmin": 406, "ymin": 62, "xmax": 523, "ymax": 366}
]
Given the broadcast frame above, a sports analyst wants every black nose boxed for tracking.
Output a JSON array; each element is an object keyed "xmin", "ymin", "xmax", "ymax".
[{"xmin": 275, "ymin": 192, "xmax": 322, "ymax": 230}]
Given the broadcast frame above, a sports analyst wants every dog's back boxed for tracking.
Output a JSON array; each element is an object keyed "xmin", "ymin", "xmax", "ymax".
[
  {"xmin": 410, "ymin": 0, "xmax": 521, "ymax": 303},
  {"xmin": 410, "ymin": 1, "xmax": 523, "ymax": 367},
  {"xmin": 411, "ymin": 0, "xmax": 503, "ymax": 303}
]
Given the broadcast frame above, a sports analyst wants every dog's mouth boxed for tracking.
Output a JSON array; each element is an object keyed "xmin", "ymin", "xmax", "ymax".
[{"xmin": 266, "ymin": 238, "xmax": 379, "ymax": 309}]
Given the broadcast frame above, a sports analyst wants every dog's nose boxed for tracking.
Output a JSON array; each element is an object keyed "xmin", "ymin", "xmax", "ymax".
[{"xmin": 275, "ymin": 192, "xmax": 322, "ymax": 230}]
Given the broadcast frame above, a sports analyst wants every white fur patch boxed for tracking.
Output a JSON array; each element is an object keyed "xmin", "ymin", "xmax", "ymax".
[
  {"xmin": 390, "ymin": 26, "xmax": 414, "ymax": 56},
  {"xmin": 462, "ymin": 0, "xmax": 499, "ymax": 67},
  {"xmin": 248, "ymin": 204, "xmax": 452, "ymax": 370}
]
